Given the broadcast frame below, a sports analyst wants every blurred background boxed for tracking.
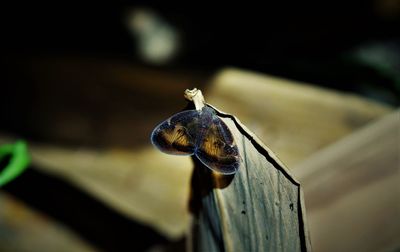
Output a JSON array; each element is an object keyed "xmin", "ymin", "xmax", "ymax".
[{"xmin": 0, "ymin": 2, "xmax": 399, "ymax": 252}]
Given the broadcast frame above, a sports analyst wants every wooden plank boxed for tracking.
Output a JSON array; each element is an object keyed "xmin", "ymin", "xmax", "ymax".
[
  {"xmin": 207, "ymin": 68, "xmax": 392, "ymax": 167},
  {"xmin": 0, "ymin": 66, "xmax": 392, "ymax": 242},
  {"xmin": 188, "ymin": 100, "xmax": 311, "ymax": 251},
  {"xmin": 292, "ymin": 109, "xmax": 400, "ymax": 252}
]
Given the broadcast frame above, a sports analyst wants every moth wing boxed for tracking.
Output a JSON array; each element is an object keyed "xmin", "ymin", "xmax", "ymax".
[
  {"xmin": 195, "ymin": 112, "xmax": 240, "ymax": 174},
  {"xmin": 151, "ymin": 110, "xmax": 199, "ymax": 155}
]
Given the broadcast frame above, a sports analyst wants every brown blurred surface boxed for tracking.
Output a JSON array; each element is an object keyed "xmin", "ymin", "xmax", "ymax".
[
  {"xmin": 293, "ymin": 109, "xmax": 400, "ymax": 252},
  {"xmin": 3, "ymin": 56, "xmax": 207, "ymax": 147},
  {"xmin": 0, "ymin": 192, "xmax": 95, "ymax": 252},
  {"xmin": 207, "ymin": 69, "xmax": 392, "ymax": 167},
  {"xmin": 0, "ymin": 63, "xmax": 395, "ymax": 251}
]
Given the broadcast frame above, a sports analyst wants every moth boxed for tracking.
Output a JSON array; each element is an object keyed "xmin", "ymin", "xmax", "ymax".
[{"xmin": 151, "ymin": 106, "xmax": 240, "ymax": 174}]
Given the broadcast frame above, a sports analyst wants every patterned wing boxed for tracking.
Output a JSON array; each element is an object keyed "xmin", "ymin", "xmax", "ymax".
[
  {"xmin": 151, "ymin": 110, "xmax": 200, "ymax": 155},
  {"xmin": 195, "ymin": 107, "xmax": 240, "ymax": 174}
]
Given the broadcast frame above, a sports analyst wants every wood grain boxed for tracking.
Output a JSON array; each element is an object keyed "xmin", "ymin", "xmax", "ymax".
[
  {"xmin": 0, "ymin": 65, "xmax": 393, "ymax": 248},
  {"xmin": 189, "ymin": 104, "xmax": 311, "ymax": 252}
]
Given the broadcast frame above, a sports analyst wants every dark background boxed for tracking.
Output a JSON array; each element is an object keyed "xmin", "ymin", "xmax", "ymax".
[
  {"xmin": 2, "ymin": 2, "xmax": 399, "ymax": 104},
  {"xmin": 0, "ymin": 2, "xmax": 399, "ymax": 251}
]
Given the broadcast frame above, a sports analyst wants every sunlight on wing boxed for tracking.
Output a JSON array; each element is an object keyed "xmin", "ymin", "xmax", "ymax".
[
  {"xmin": 151, "ymin": 110, "xmax": 199, "ymax": 155},
  {"xmin": 195, "ymin": 108, "xmax": 240, "ymax": 174}
]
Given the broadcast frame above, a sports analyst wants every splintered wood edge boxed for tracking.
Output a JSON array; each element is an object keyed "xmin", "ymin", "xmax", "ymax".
[{"xmin": 206, "ymin": 102, "xmax": 312, "ymax": 251}]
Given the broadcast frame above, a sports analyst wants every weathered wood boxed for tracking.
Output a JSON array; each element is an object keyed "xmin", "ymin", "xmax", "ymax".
[
  {"xmin": 189, "ymin": 102, "xmax": 311, "ymax": 252},
  {"xmin": 0, "ymin": 65, "xmax": 393, "ymax": 246},
  {"xmin": 292, "ymin": 109, "xmax": 400, "ymax": 252}
]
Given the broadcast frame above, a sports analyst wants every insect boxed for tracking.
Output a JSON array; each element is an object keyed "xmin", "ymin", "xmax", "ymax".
[{"xmin": 151, "ymin": 106, "xmax": 240, "ymax": 174}]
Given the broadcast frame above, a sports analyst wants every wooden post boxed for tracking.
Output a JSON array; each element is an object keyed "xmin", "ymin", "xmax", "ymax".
[{"xmin": 186, "ymin": 88, "xmax": 312, "ymax": 252}]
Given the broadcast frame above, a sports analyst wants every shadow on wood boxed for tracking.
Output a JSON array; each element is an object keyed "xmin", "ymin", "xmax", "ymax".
[
  {"xmin": 187, "ymin": 104, "xmax": 312, "ymax": 252},
  {"xmin": 189, "ymin": 157, "xmax": 235, "ymax": 217}
]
